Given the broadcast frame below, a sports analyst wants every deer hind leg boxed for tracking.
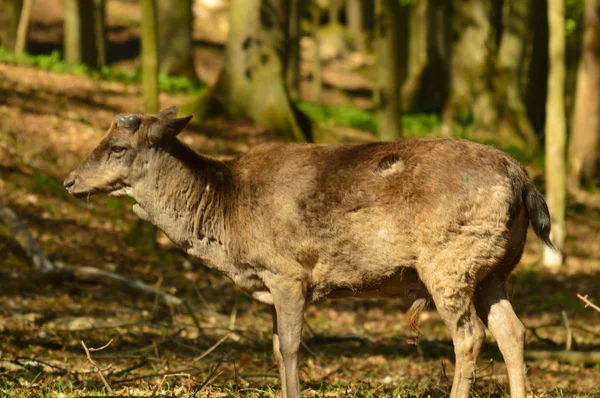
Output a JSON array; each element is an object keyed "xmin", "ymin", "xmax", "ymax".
[
  {"xmin": 272, "ymin": 307, "xmax": 288, "ymax": 398},
  {"xmin": 418, "ymin": 263, "xmax": 486, "ymax": 398},
  {"xmin": 476, "ymin": 275, "xmax": 526, "ymax": 398}
]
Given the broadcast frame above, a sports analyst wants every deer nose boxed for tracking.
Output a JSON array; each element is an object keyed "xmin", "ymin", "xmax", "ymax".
[{"xmin": 63, "ymin": 175, "xmax": 78, "ymax": 190}]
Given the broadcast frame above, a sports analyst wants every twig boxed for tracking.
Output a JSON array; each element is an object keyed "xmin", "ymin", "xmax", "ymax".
[
  {"xmin": 151, "ymin": 373, "xmax": 191, "ymax": 397},
  {"xmin": 0, "ymin": 202, "xmax": 181, "ymax": 306},
  {"xmin": 183, "ymin": 300, "xmax": 206, "ymax": 338},
  {"xmin": 577, "ymin": 294, "xmax": 600, "ymax": 313},
  {"xmin": 561, "ymin": 311, "xmax": 573, "ymax": 351},
  {"xmin": 81, "ymin": 340, "xmax": 114, "ymax": 394},
  {"xmin": 188, "ymin": 333, "xmax": 231, "ymax": 366},
  {"xmin": 524, "ymin": 349, "xmax": 600, "ymax": 364},
  {"xmin": 191, "ymin": 356, "xmax": 225, "ymax": 397}
]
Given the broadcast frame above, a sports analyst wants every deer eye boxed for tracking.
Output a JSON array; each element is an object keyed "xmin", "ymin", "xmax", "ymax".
[{"xmin": 110, "ymin": 146, "xmax": 127, "ymax": 157}]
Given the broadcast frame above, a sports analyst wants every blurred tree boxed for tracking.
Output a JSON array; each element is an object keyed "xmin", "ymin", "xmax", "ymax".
[
  {"xmin": 401, "ymin": 0, "xmax": 451, "ymax": 113},
  {"xmin": 15, "ymin": 0, "xmax": 33, "ymax": 54},
  {"xmin": 526, "ymin": 0, "xmax": 549, "ymax": 134},
  {"xmin": 329, "ymin": 0, "xmax": 342, "ymax": 24},
  {"xmin": 187, "ymin": 0, "xmax": 311, "ymax": 142},
  {"xmin": 568, "ymin": 0, "xmax": 600, "ymax": 187},
  {"xmin": 0, "ymin": 0, "xmax": 23, "ymax": 51},
  {"xmin": 495, "ymin": 0, "xmax": 538, "ymax": 148},
  {"xmin": 283, "ymin": 0, "xmax": 301, "ymax": 99},
  {"xmin": 157, "ymin": 0, "xmax": 199, "ymax": 81},
  {"xmin": 442, "ymin": 0, "xmax": 497, "ymax": 136},
  {"xmin": 544, "ymin": 0, "xmax": 567, "ymax": 268},
  {"xmin": 311, "ymin": 1, "xmax": 323, "ymax": 103},
  {"xmin": 141, "ymin": 0, "xmax": 159, "ymax": 114},
  {"xmin": 63, "ymin": 0, "xmax": 106, "ymax": 67},
  {"xmin": 374, "ymin": 0, "xmax": 403, "ymax": 140},
  {"xmin": 346, "ymin": 0, "xmax": 364, "ymax": 48}
]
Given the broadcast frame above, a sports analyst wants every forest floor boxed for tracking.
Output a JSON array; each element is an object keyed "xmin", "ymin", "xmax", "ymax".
[
  {"xmin": 1, "ymin": 62, "xmax": 600, "ymax": 397},
  {"xmin": 1, "ymin": 1, "xmax": 600, "ymax": 396}
]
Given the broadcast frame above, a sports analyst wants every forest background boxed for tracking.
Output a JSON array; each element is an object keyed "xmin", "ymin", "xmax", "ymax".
[{"xmin": 0, "ymin": 0, "xmax": 599, "ymax": 396}]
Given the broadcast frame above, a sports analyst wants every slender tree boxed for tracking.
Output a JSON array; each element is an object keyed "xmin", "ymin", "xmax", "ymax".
[
  {"xmin": 544, "ymin": 0, "xmax": 567, "ymax": 268},
  {"xmin": 15, "ymin": 0, "xmax": 33, "ymax": 54},
  {"xmin": 284, "ymin": 0, "xmax": 301, "ymax": 100},
  {"xmin": 568, "ymin": 0, "xmax": 600, "ymax": 187},
  {"xmin": 0, "ymin": 0, "xmax": 23, "ymax": 51},
  {"xmin": 63, "ymin": 0, "xmax": 105, "ymax": 67},
  {"xmin": 311, "ymin": 1, "xmax": 323, "ymax": 104},
  {"xmin": 374, "ymin": 0, "xmax": 402, "ymax": 140},
  {"xmin": 141, "ymin": 0, "xmax": 159, "ymax": 114},
  {"xmin": 186, "ymin": 0, "xmax": 311, "ymax": 142},
  {"xmin": 346, "ymin": 0, "xmax": 363, "ymax": 48},
  {"xmin": 157, "ymin": 0, "xmax": 198, "ymax": 81}
]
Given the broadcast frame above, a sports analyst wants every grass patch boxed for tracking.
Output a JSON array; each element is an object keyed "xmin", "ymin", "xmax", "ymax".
[
  {"xmin": 0, "ymin": 47, "xmax": 204, "ymax": 94},
  {"xmin": 296, "ymin": 101, "xmax": 441, "ymax": 136}
]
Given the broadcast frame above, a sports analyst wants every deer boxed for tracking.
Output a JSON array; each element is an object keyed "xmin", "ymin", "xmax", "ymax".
[{"xmin": 64, "ymin": 106, "xmax": 554, "ymax": 398}]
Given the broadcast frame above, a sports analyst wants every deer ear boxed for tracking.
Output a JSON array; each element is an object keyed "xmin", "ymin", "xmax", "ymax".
[
  {"xmin": 148, "ymin": 115, "xmax": 193, "ymax": 145},
  {"xmin": 156, "ymin": 106, "xmax": 179, "ymax": 120}
]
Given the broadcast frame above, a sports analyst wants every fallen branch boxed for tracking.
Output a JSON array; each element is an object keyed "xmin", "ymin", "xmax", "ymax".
[
  {"xmin": 524, "ymin": 349, "xmax": 600, "ymax": 364},
  {"xmin": 81, "ymin": 339, "xmax": 114, "ymax": 394},
  {"xmin": 577, "ymin": 294, "xmax": 600, "ymax": 313},
  {"xmin": 0, "ymin": 202, "xmax": 181, "ymax": 306}
]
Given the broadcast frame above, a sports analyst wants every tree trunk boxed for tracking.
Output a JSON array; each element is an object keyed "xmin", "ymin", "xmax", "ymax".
[
  {"xmin": 157, "ymin": 0, "xmax": 198, "ymax": 81},
  {"xmin": 374, "ymin": 0, "xmax": 403, "ymax": 140},
  {"xmin": 0, "ymin": 0, "xmax": 22, "ymax": 51},
  {"xmin": 15, "ymin": 0, "xmax": 33, "ymax": 54},
  {"xmin": 544, "ymin": 0, "xmax": 567, "ymax": 268},
  {"xmin": 93, "ymin": 0, "xmax": 106, "ymax": 68},
  {"xmin": 311, "ymin": 3, "xmax": 323, "ymax": 104},
  {"xmin": 401, "ymin": 0, "xmax": 451, "ymax": 113},
  {"xmin": 63, "ymin": 0, "xmax": 103, "ymax": 67},
  {"xmin": 346, "ymin": 0, "xmax": 364, "ymax": 49},
  {"xmin": 495, "ymin": 0, "xmax": 538, "ymax": 149},
  {"xmin": 329, "ymin": 0, "xmax": 342, "ymax": 24},
  {"xmin": 141, "ymin": 0, "xmax": 159, "ymax": 114},
  {"xmin": 442, "ymin": 0, "xmax": 496, "ymax": 134},
  {"xmin": 568, "ymin": 0, "xmax": 600, "ymax": 187},
  {"xmin": 285, "ymin": 0, "xmax": 301, "ymax": 100},
  {"xmin": 526, "ymin": 0, "xmax": 549, "ymax": 134},
  {"xmin": 187, "ymin": 0, "xmax": 311, "ymax": 142}
]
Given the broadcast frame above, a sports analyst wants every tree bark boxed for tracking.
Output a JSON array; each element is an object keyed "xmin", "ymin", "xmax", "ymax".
[
  {"xmin": 374, "ymin": 0, "xmax": 403, "ymax": 140},
  {"xmin": 544, "ymin": 0, "xmax": 567, "ymax": 268},
  {"xmin": 0, "ymin": 0, "xmax": 22, "ymax": 51},
  {"xmin": 442, "ymin": 0, "xmax": 496, "ymax": 134},
  {"xmin": 141, "ymin": 0, "xmax": 159, "ymax": 114},
  {"xmin": 157, "ymin": 0, "xmax": 199, "ymax": 81},
  {"xmin": 495, "ymin": 0, "xmax": 538, "ymax": 149},
  {"xmin": 568, "ymin": 0, "xmax": 600, "ymax": 187},
  {"xmin": 63, "ymin": 0, "xmax": 103, "ymax": 67},
  {"xmin": 187, "ymin": 0, "xmax": 311, "ymax": 142}
]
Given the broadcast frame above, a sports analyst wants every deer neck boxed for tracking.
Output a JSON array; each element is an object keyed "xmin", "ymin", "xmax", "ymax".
[{"xmin": 131, "ymin": 139, "xmax": 234, "ymax": 262}]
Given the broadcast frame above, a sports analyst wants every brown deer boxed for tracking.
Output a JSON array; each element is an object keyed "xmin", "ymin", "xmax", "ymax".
[{"xmin": 65, "ymin": 107, "xmax": 553, "ymax": 398}]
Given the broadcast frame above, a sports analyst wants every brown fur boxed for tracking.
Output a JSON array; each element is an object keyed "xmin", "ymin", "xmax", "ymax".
[{"xmin": 65, "ymin": 108, "xmax": 553, "ymax": 398}]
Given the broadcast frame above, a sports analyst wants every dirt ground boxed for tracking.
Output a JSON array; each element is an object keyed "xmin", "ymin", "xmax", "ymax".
[{"xmin": 1, "ymin": 1, "xmax": 600, "ymax": 397}]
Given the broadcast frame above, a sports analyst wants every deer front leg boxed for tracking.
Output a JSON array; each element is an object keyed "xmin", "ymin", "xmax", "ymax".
[{"xmin": 269, "ymin": 279, "xmax": 306, "ymax": 398}]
